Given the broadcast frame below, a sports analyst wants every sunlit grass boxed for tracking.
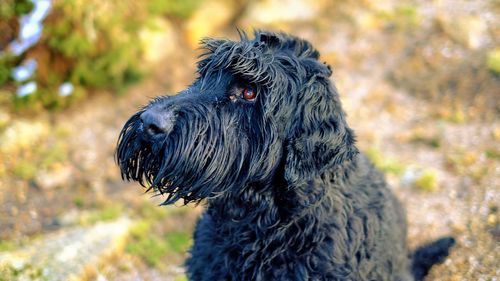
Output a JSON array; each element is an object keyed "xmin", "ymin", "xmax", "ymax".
[{"xmin": 126, "ymin": 221, "xmax": 192, "ymax": 267}]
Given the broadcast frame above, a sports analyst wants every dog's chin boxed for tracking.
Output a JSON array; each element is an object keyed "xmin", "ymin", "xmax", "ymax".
[{"xmin": 118, "ymin": 139, "xmax": 220, "ymax": 205}]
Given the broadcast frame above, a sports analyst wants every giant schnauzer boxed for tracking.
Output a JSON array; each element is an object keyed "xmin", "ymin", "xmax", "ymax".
[{"xmin": 117, "ymin": 31, "xmax": 454, "ymax": 281}]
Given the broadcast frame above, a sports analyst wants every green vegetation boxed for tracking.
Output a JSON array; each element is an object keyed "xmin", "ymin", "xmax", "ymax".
[
  {"xmin": 0, "ymin": 0, "xmax": 34, "ymax": 88},
  {"xmin": 164, "ymin": 231, "xmax": 192, "ymax": 253},
  {"xmin": 126, "ymin": 221, "xmax": 168, "ymax": 267},
  {"xmin": 446, "ymin": 108, "xmax": 467, "ymax": 124},
  {"xmin": 0, "ymin": 240, "xmax": 16, "ymax": 252},
  {"xmin": 376, "ymin": 3, "xmax": 420, "ymax": 31},
  {"xmin": 12, "ymin": 159, "xmax": 37, "ymax": 181},
  {"xmin": 0, "ymin": 0, "xmax": 33, "ymax": 18},
  {"xmin": 486, "ymin": 48, "xmax": 500, "ymax": 75},
  {"xmin": 34, "ymin": 1, "xmax": 146, "ymax": 109},
  {"xmin": 485, "ymin": 148, "xmax": 500, "ymax": 161},
  {"xmin": 174, "ymin": 275, "xmax": 189, "ymax": 281},
  {"xmin": 73, "ymin": 196, "xmax": 85, "ymax": 208},
  {"xmin": 0, "ymin": 264, "xmax": 45, "ymax": 281},
  {"xmin": 0, "ymin": 0, "xmax": 202, "ymax": 111},
  {"xmin": 365, "ymin": 147, "xmax": 405, "ymax": 175},
  {"xmin": 81, "ymin": 204, "xmax": 124, "ymax": 225},
  {"xmin": 414, "ymin": 169, "xmax": 438, "ymax": 192},
  {"xmin": 126, "ymin": 221, "xmax": 192, "ymax": 267},
  {"xmin": 406, "ymin": 129, "xmax": 441, "ymax": 148},
  {"xmin": 137, "ymin": 201, "xmax": 170, "ymax": 221},
  {"xmin": 0, "ymin": 55, "xmax": 15, "ymax": 87},
  {"xmin": 147, "ymin": 0, "xmax": 202, "ymax": 19}
]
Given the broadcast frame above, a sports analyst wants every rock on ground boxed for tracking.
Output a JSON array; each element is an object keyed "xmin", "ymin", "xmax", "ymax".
[{"xmin": 0, "ymin": 218, "xmax": 131, "ymax": 281}]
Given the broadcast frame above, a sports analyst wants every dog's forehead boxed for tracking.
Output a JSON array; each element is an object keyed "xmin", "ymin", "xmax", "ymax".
[
  {"xmin": 200, "ymin": 31, "xmax": 320, "ymax": 61},
  {"xmin": 197, "ymin": 32, "xmax": 325, "ymax": 87},
  {"xmin": 199, "ymin": 38, "xmax": 271, "ymax": 68}
]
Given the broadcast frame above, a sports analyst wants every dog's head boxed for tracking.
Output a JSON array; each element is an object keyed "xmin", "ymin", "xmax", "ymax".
[{"xmin": 116, "ymin": 30, "xmax": 357, "ymax": 205}]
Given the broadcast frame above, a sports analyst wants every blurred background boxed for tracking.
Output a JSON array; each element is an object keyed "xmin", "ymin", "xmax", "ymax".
[{"xmin": 0, "ymin": 0, "xmax": 498, "ymax": 280}]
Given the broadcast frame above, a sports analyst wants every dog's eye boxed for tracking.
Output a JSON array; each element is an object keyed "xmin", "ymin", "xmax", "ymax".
[{"xmin": 242, "ymin": 88, "xmax": 256, "ymax": 101}]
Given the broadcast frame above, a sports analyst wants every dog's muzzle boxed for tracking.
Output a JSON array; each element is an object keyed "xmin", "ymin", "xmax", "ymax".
[{"xmin": 140, "ymin": 106, "xmax": 176, "ymax": 137}]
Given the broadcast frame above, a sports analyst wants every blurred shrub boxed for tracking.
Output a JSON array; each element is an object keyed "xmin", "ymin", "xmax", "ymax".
[
  {"xmin": 0, "ymin": 0, "xmax": 33, "ymax": 87},
  {"xmin": 148, "ymin": 0, "xmax": 201, "ymax": 19},
  {"xmin": 0, "ymin": 0, "xmax": 33, "ymax": 48},
  {"xmin": 0, "ymin": 0, "xmax": 201, "ymax": 111},
  {"xmin": 28, "ymin": 1, "xmax": 147, "ymax": 110}
]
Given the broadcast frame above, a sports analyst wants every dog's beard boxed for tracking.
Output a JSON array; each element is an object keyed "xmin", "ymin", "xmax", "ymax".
[{"xmin": 116, "ymin": 110, "xmax": 250, "ymax": 205}]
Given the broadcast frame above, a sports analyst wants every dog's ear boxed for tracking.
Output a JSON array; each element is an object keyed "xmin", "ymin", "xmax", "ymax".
[{"xmin": 284, "ymin": 74, "xmax": 358, "ymax": 184}]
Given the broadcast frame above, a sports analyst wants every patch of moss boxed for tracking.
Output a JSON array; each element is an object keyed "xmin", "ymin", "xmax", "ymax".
[
  {"xmin": 126, "ymin": 221, "xmax": 162, "ymax": 267},
  {"xmin": 73, "ymin": 196, "xmax": 85, "ymax": 208},
  {"xmin": 485, "ymin": 149, "xmax": 500, "ymax": 161},
  {"xmin": 126, "ymin": 221, "xmax": 191, "ymax": 268},
  {"xmin": 414, "ymin": 170, "xmax": 438, "ymax": 192},
  {"xmin": 0, "ymin": 240, "xmax": 16, "ymax": 252},
  {"xmin": 486, "ymin": 48, "xmax": 500, "ymax": 75},
  {"xmin": 137, "ymin": 202, "xmax": 169, "ymax": 221},
  {"xmin": 446, "ymin": 108, "xmax": 467, "ymax": 124},
  {"xmin": 129, "ymin": 221, "xmax": 151, "ymax": 240},
  {"xmin": 126, "ymin": 234, "xmax": 169, "ymax": 267},
  {"xmin": 407, "ymin": 131, "xmax": 441, "ymax": 148},
  {"xmin": 148, "ymin": 0, "xmax": 202, "ymax": 19},
  {"xmin": 93, "ymin": 205, "xmax": 123, "ymax": 222},
  {"xmin": 0, "ymin": 264, "xmax": 45, "ymax": 281},
  {"xmin": 12, "ymin": 159, "xmax": 37, "ymax": 180},
  {"xmin": 164, "ymin": 231, "xmax": 191, "ymax": 253},
  {"xmin": 174, "ymin": 275, "xmax": 188, "ymax": 281},
  {"xmin": 82, "ymin": 204, "xmax": 124, "ymax": 225},
  {"xmin": 365, "ymin": 147, "xmax": 405, "ymax": 175}
]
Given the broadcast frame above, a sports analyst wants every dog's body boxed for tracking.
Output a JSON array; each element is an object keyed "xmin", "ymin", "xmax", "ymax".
[
  {"xmin": 117, "ymin": 31, "xmax": 453, "ymax": 281},
  {"xmin": 187, "ymin": 154, "xmax": 413, "ymax": 281}
]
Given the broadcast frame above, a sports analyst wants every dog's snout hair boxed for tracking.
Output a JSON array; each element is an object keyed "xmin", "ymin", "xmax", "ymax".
[{"xmin": 116, "ymin": 30, "xmax": 454, "ymax": 281}]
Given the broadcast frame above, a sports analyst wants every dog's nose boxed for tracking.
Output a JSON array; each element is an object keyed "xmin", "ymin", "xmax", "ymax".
[{"xmin": 140, "ymin": 109, "xmax": 174, "ymax": 136}]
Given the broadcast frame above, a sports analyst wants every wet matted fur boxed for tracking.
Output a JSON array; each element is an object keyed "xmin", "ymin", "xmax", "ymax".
[{"xmin": 117, "ymin": 31, "xmax": 454, "ymax": 281}]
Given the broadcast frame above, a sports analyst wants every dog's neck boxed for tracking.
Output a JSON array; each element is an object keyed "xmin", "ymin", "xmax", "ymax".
[
  {"xmin": 207, "ymin": 156, "xmax": 358, "ymax": 228},
  {"xmin": 200, "ymin": 157, "xmax": 360, "ymax": 272}
]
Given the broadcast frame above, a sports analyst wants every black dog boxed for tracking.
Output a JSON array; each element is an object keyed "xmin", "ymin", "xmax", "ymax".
[{"xmin": 117, "ymin": 31, "xmax": 454, "ymax": 281}]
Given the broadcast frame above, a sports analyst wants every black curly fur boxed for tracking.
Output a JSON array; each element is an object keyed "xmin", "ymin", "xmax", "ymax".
[{"xmin": 117, "ymin": 30, "xmax": 453, "ymax": 281}]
